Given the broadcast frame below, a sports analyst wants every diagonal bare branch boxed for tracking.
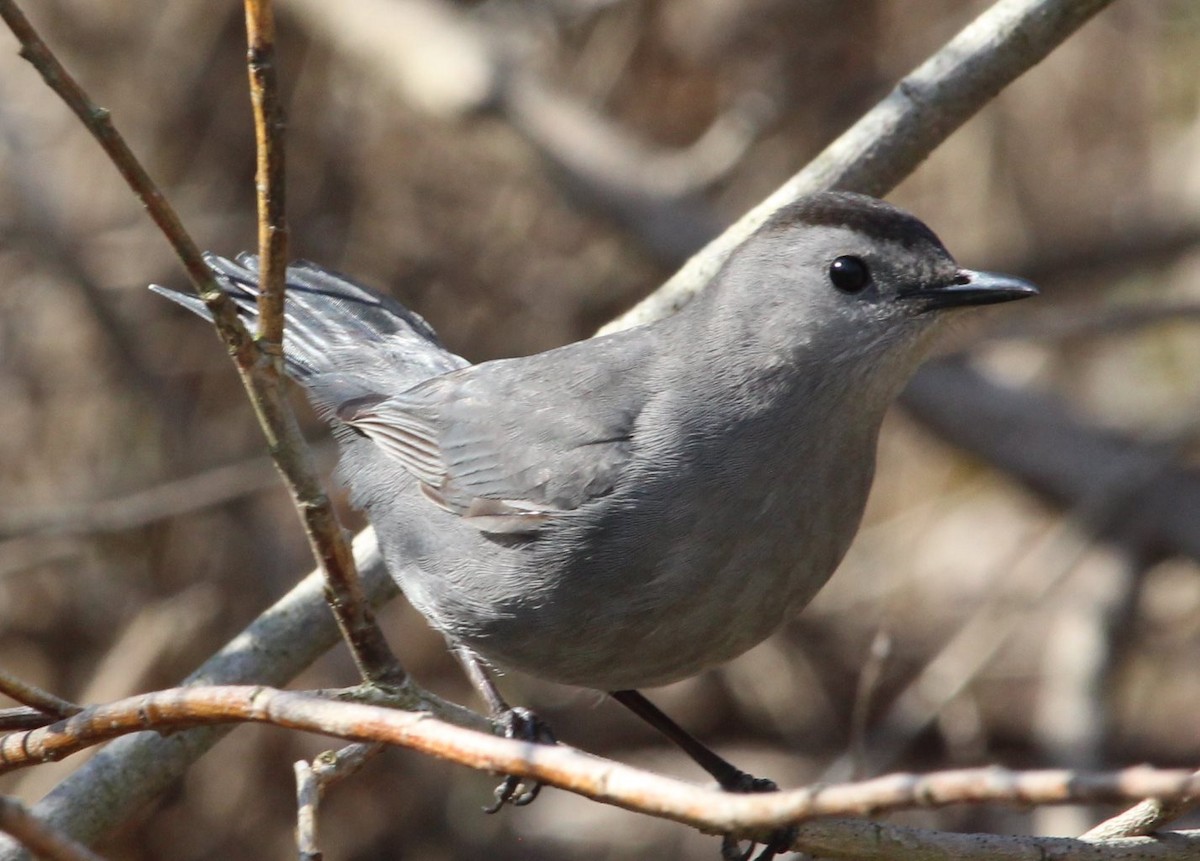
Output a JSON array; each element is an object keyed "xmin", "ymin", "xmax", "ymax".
[
  {"xmin": 598, "ymin": 0, "xmax": 1118, "ymax": 334},
  {"xmin": 0, "ymin": 799, "xmax": 105, "ymax": 861},
  {"xmin": 0, "ymin": 1, "xmax": 1143, "ymax": 858}
]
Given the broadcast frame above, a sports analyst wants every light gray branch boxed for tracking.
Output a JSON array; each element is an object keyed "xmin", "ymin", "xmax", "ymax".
[{"xmin": 791, "ymin": 818, "xmax": 1200, "ymax": 861}]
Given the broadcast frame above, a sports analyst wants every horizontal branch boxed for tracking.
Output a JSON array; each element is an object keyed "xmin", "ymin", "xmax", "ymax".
[
  {"xmin": 788, "ymin": 817, "xmax": 1200, "ymax": 861},
  {"xmin": 3, "ymin": 685, "xmax": 1199, "ymax": 846}
]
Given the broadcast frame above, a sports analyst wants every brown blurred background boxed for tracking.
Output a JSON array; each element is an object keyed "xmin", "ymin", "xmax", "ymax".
[{"xmin": 2, "ymin": 0, "xmax": 1200, "ymax": 858}]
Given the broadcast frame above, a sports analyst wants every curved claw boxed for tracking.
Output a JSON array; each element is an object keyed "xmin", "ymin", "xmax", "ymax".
[
  {"xmin": 721, "ymin": 825, "xmax": 797, "ymax": 861},
  {"xmin": 484, "ymin": 774, "xmax": 539, "ymax": 813},
  {"xmin": 721, "ymin": 833, "xmax": 757, "ymax": 861},
  {"xmin": 719, "ymin": 773, "xmax": 797, "ymax": 860},
  {"xmin": 482, "ymin": 706, "xmax": 556, "ymax": 814}
]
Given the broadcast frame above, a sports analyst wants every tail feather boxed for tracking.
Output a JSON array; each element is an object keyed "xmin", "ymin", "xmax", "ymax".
[
  {"xmin": 283, "ymin": 258, "xmax": 442, "ymax": 343},
  {"xmin": 150, "ymin": 254, "xmax": 461, "ymax": 394}
]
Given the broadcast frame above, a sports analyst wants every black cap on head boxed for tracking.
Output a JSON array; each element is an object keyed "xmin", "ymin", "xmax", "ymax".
[{"xmin": 764, "ymin": 191, "xmax": 948, "ymax": 253}]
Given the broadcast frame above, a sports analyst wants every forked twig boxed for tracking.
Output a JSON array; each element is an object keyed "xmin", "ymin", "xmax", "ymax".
[
  {"xmin": 294, "ymin": 742, "xmax": 383, "ymax": 859},
  {"xmin": 0, "ymin": 1, "xmax": 1167, "ymax": 859},
  {"xmin": 0, "ymin": 0, "xmax": 405, "ymax": 687},
  {"xmin": 0, "ymin": 669, "xmax": 80, "ymax": 721}
]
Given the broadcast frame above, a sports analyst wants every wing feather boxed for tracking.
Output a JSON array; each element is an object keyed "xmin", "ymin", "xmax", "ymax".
[{"xmin": 335, "ymin": 332, "xmax": 652, "ymax": 535}]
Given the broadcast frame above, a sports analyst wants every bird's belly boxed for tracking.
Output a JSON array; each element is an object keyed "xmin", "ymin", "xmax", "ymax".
[
  {"xmin": 383, "ymin": 447, "xmax": 869, "ymax": 691},
  {"xmin": 431, "ymin": 514, "xmax": 848, "ymax": 691}
]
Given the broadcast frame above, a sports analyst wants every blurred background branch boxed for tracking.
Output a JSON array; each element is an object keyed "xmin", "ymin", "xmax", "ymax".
[{"xmin": 0, "ymin": 0, "xmax": 1198, "ymax": 858}]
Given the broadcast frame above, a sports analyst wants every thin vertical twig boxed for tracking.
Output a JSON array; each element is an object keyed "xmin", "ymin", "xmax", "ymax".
[
  {"xmin": 0, "ymin": 0, "xmax": 1141, "ymax": 853},
  {"xmin": 847, "ymin": 630, "xmax": 891, "ymax": 781},
  {"xmin": 243, "ymin": 0, "xmax": 288, "ymax": 348},
  {"xmin": 238, "ymin": 0, "xmax": 406, "ymax": 687}
]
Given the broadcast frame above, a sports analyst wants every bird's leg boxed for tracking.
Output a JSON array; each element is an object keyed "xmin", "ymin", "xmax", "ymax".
[
  {"xmin": 453, "ymin": 646, "xmax": 556, "ymax": 812},
  {"xmin": 611, "ymin": 690, "xmax": 797, "ymax": 861},
  {"xmin": 610, "ymin": 689, "xmax": 762, "ymax": 789}
]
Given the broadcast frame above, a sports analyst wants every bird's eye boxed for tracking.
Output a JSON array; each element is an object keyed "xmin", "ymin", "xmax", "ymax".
[{"xmin": 828, "ymin": 256, "xmax": 871, "ymax": 293}]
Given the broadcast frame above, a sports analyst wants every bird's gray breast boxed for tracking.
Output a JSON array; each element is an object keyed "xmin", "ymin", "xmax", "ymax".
[{"xmin": 452, "ymin": 376, "xmax": 880, "ymax": 690}]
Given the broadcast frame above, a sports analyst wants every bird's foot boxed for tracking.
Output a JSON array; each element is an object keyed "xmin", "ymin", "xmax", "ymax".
[
  {"xmin": 718, "ymin": 773, "xmax": 797, "ymax": 861},
  {"xmin": 483, "ymin": 706, "xmax": 557, "ymax": 813}
]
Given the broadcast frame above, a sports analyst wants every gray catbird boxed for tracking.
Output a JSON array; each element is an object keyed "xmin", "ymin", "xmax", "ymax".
[{"xmin": 153, "ymin": 191, "xmax": 1035, "ymax": 853}]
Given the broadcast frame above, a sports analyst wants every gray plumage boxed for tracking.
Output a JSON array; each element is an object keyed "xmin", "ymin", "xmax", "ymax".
[{"xmin": 152, "ymin": 192, "xmax": 1035, "ymax": 691}]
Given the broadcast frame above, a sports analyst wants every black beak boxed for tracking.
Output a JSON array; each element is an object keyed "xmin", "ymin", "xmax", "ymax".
[{"xmin": 907, "ymin": 269, "xmax": 1039, "ymax": 312}]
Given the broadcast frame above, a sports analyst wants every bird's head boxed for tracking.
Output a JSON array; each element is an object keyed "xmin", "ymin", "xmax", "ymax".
[{"xmin": 707, "ymin": 191, "xmax": 1037, "ymax": 378}]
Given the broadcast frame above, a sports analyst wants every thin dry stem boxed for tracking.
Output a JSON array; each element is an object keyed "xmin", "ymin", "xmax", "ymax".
[
  {"xmin": 239, "ymin": 0, "xmax": 405, "ymax": 687},
  {"xmin": 0, "ymin": 670, "xmax": 80, "ymax": 720},
  {"xmin": 0, "ymin": 2, "xmax": 1171, "ymax": 859},
  {"xmin": 243, "ymin": 0, "xmax": 288, "ymax": 348}
]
